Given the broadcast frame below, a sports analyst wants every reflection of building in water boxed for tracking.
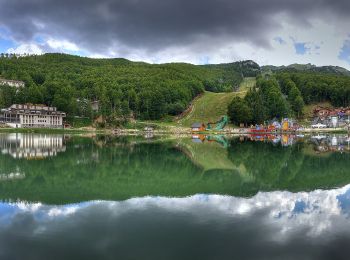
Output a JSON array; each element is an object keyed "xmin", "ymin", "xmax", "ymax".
[
  {"xmin": 191, "ymin": 135, "xmax": 229, "ymax": 148},
  {"xmin": 0, "ymin": 172, "xmax": 25, "ymax": 181},
  {"xmin": 311, "ymin": 135, "xmax": 350, "ymax": 153},
  {"xmin": 0, "ymin": 133, "xmax": 66, "ymax": 159},
  {"xmin": 247, "ymin": 134, "xmax": 296, "ymax": 147}
]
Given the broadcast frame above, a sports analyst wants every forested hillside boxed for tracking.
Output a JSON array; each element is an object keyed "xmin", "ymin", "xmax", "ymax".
[
  {"xmin": 276, "ymin": 72, "xmax": 350, "ymax": 107},
  {"xmin": 0, "ymin": 53, "xmax": 259, "ymax": 122},
  {"xmin": 2, "ymin": 53, "xmax": 349, "ymax": 126},
  {"xmin": 228, "ymin": 70, "xmax": 350, "ymax": 125},
  {"xmin": 264, "ymin": 66, "xmax": 350, "ymax": 108}
]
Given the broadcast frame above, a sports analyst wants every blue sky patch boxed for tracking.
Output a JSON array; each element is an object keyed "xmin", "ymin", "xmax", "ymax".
[
  {"xmin": 71, "ymin": 50, "xmax": 88, "ymax": 57},
  {"xmin": 34, "ymin": 35, "xmax": 46, "ymax": 45},
  {"xmin": 0, "ymin": 26, "xmax": 15, "ymax": 53},
  {"xmin": 294, "ymin": 42, "xmax": 308, "ymax": 55},
  {"xmin": 338, "ymin": 40, "xmax": 350, "ymax": 63},
  {"xmin": 0, "ymin": 38, "xmax": 15, "ymax": 53}
]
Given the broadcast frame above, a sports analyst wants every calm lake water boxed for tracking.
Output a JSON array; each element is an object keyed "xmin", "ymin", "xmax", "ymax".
[{"xmin": 0, "ymin": 133, "xmax": 350, "ymax": 259}]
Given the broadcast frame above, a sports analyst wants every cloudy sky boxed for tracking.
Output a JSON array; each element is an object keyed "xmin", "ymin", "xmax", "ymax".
[{"xmin": 0, "ymin": 0, "xmax": 350, "ymax": 68}]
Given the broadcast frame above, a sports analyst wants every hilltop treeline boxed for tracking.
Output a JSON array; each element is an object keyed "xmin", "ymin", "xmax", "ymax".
[
  {"xmin": 262, "ymin": 63, "xmax": 350, "ymax": 76},
  {"xmin": 0, "ymin": 53, "xmax": 259, "ymax": 121}
]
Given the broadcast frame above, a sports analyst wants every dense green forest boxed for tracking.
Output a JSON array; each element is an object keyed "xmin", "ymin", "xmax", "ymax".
[
  {"xmin": 264, "ymin": 64, "xmax": 350, "ymax": 108},
  {"xmin": 228, "ymin": 75, "xmax": 304, "ymax": 125},
  {"xmin": 276, "ymin": 72, "xmax": 350, "ymax": 107},
  {"xmin": 0, "ymin": 53, "xmax": 259, "ymax": 123},
  {"xmin": 228, "ymin": 69, "xmax": 350, "ymax": 125}
]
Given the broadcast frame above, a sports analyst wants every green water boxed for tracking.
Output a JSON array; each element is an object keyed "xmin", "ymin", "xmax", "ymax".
[
  {"xmin": 1, "ymin": 133, "xmax": 350, "ymax": 259},
  {"xmin": 0, "ymin": 133, "xmax": 349, "ymax": 204}
]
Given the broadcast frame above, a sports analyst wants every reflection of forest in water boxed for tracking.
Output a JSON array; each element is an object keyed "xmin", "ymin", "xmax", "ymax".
[{"xmin": 0, "ymin": 133, "xmax": 349, "ymax": 204}]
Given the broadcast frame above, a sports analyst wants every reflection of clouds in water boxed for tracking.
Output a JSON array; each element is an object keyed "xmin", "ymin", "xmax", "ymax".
[
  {"xmin": 127, "ymin": 188, "xmax": 345, "ymax": 237},
  {"xmin": 1, "ymin": 185, "xmax": 350, "ymax": 237},
  {"xmin": 1, "ymin": 188, "xmax": 350, "ymax": 259},
  {"xmin": 337, "ymin": 189, "xmax": 350, "ymax": 214}
]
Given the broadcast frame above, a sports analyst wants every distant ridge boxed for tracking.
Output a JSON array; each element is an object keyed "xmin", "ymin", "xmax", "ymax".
[{"xmin": 262, "ymin": 63, "xmax": 350, "ymax": 76}]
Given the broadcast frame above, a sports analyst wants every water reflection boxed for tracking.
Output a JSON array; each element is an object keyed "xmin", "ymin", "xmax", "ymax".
[
  {"xmin": 246, "ymin": 133, "xmax": 298, "ymax": 146},
  {"xmin": 0, "ymin": 133, "xmax": 66, "ymax": 159},
  {"xmin": 191, "ymin": 134, "xmax": 229, "ymax": 148},
  {"xmin": 0, "ymin": 133, "xmax": 349, "ymax": 259},
  {"xmin": 1, "ymin": 185, "xmax": 350, "ymax": 259},
  {"xmin": 0, "ymin": 172, "xmax": 25, "ymax": 181},
  {"xmin": 311, "ymin": 134, "xmax": 350, "ymax": 153},
  {"xmin": 247, "ymin": 133, "xmax": 350, "ymax": 150},
  {"xmin": 0, "ymin": 133, "xmax": 349, "ymax": 204}
]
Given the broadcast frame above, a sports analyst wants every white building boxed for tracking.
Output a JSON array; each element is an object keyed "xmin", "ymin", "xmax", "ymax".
[
  {"xmin": 0, "ymin": 104, "xmax": 66, "ymax": 128},
  {"xmin": 0, "ymin": 78, "xmax": 25, "ymax": 89}
]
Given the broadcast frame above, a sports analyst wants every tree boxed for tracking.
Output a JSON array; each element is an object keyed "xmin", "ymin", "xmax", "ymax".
[
  {"xmin": 228, "ymin": 97, "xmax": 252, "ymax": 125},
  {"xmin": 288, "ymin": 85, "xmax": 304, "ymax": 117},
  {"xmin": 244, "ymin": 89, "xmax": 266, "ymax": 124},
  {"xmin": 293, "ymin": 95, "xmax": 305, "ymax": 118}
]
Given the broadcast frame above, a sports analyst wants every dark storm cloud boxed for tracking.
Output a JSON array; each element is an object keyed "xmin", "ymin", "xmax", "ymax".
[{"xmin": 0, "ymin": 0, "xmax": 350, "ymax": 54}]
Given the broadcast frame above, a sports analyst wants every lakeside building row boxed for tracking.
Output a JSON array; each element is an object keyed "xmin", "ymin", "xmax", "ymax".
[
  {"xmin": 313, "ymin": 106, "xmax": 350, "ymax": 127},
  {"xmin": 313, "ymin": 107, "xmax": 350, "ymax": 118},
  {"xmin": 0, "ymin": 104, "xmax": 66, "ymax": 128}
]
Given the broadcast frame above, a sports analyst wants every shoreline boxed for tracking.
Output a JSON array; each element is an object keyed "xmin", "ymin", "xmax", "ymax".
[{"xmin": 0, "ymin": 126, "xmax": 348, "ymax": 135}]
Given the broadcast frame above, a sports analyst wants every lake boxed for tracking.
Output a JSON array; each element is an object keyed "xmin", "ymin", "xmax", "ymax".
[{"xmin": 0, "ymin": 132, "xmax": 349, "ymax": 259}]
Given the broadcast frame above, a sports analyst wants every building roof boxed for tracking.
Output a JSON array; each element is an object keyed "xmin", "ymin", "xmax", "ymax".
[
  {"xmin": 2, "ymin": 104, "xmax": 66, "ymax": 116},
  {"xmin": 191, "ymin": 123, "xmax": 203, "ymax": 128}
]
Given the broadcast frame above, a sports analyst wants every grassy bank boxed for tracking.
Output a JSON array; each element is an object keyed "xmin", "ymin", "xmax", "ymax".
[
  {"xmin": 238, "ymin": 77, "xmax": 256, "ymax": 91},
  {"xmin": 176, "ymin": 91, "xmax": 243, "ymax": 127}
]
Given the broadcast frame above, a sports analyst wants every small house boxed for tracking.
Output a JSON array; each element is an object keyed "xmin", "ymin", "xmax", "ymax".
[
  {"xmin": 313, "ymin": 107, "xmax": 332, "ymax": 119},
  {"xmin": 191, "ymin": 123, "xmax": 206, "ymax": 132},
  {"xmin": 312, "ymin": 117, "xmax": 323, "ymax": 125},
  {"xmin": 345, "ymin": 108, "xmax": 350, "ymax": 116}
]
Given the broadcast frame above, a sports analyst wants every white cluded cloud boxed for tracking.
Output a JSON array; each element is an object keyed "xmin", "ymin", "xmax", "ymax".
[
  {"xmin": 5, "ymin": 38, "xmax": 83, "ymax": 56},
  {"xmin": 46, "ymin": 39, "xmax": 80, "ymax": 52},
  {"xmin": 7, "ymin": 43, "xmax": 44, "ymax": 55}
]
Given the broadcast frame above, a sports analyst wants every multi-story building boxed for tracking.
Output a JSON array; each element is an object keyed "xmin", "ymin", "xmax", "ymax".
[{"xmin": 0, "ymin": 104, "xmax": 66, "ymax": 128}]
